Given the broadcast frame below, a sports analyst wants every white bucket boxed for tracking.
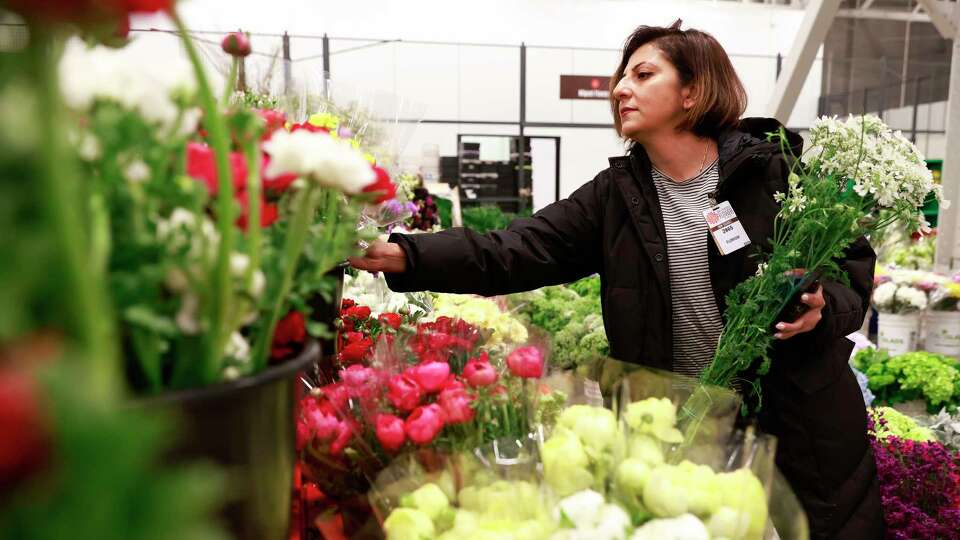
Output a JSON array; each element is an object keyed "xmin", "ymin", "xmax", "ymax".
[
  {"xmin": 877, "ymin": 312, "xmax": 921, "ymax": 356},
  {"xmin": 924, "ymin": 310, "xmax": 960, "ymax": 357}
]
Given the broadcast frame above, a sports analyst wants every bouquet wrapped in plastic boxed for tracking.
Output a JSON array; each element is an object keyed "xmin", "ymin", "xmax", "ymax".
[{"xmin": 371, "ymin": 361, "xmax": 809, "ymax": 540}]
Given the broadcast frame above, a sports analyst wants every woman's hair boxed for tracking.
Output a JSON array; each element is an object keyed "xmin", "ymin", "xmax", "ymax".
[{"xmin": 610, "ymin": 19, "xmax": 747, "ymax": 139}]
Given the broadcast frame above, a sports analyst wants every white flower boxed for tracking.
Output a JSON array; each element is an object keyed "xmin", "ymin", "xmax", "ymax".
[
  {"xmin": 222, "ymin": 366, "xmax": 241, "ymax": 381},
  {"xmin": 895, "ymin": 286, "xmax": 928, "ymax": 311},
  {"xmin": 872, "ymin": 282, "xmax": 897, "ymax": 309},
  {"xmin": 77, "ymin": 132, "xmax": 101, "ymax": 161},
  {"xmin": 59, "ymin": 38, "xmax": 200, "ymax": 131},
  {"xmin": 630, "ymin": 514, "xmax": 709, "ymax": 540},
  {"xmin": 230, "ymin": 253, "xmax": 251, "ymax": 276},
  {"xmin": 164, "ymin": 267, "xmax": 190, "ymax": 293},
  {"xmin": 554, "ymin": 490, "xmax": 606, "ymax": 529},
  {"xmin": 262, "ymin": 129, "xmax": 375, "ymax": 194},
  {"xmin": 123, "ymin": 159, "xmax": 150, "ymax": 184},
  {"xmin": 224, "ymin": 331, "xmax": 251, "ymax": 362},
  {"xmin": 755, "ymin": 263, "xmax": 769, "ymax": 277},
  {"xmin": 175, "ymin": 293, "xmax": 201, "ymax": 334},
  {"xmin": 250, "ymin": 270, "xmax": 266, "ymax": 299},
  {"xmin": 157, "ymin": 207, "xmax": 219, "ymax": 260}
]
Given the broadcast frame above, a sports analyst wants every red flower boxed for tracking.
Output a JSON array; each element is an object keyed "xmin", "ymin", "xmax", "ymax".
[
  {"xmin": 221, "ymin": 31, "xmax": 252, "ymax": 57},
  {"xmin": 296, "ymin": 420, "xmax": 311, "ymax": 451},
  {"xmin": 340, "ymin": 364, "xmax": 377, "ymax": 400},
  {"xmin": 270, "ymin": 311, "xmax": 306, "ymax": 360},
  {"xmin": 341, "ymin": 298, "xmax": 357, "ymax": 310},
  {"xmin": 338, "ymin": 336, "xmax": 373, "ymax": 364},
  {"xmin": 320, "ymin": 383, "xmax": 350, "ymax": 411},
  {"xmin": 257, "ymin": 109, "xmax": 286, "ymax": 137},
  {"xmin": 124, "ymin": 0, "xmax": 174, "ymax": 12},
  {"xmin": 261, "ymin": 154, "xmax": 298, "ymax": 193},
  {"xmin": 0, "ymin": 370, "xmax": 49, "ymax": 491},
  {"xmin": 342, "ymin": 306, "xmax": 372, "ymax": 320},
  {"xmin": 329, "ymin": 419, "xmax": 356, "ymax": 456},
  {"xmin": 463, "ymin": 353, "xmax": 497, "ymax": 388},
  {"xmin": 7, "ymin": 0, "xmax": 171, "ymax": 26},
  {"xmin": 439, "ymin": 386, "xmax": 475, "ymax": 425},
  {"xmin": 186, "ymin": 142, "xmax": 248, "ymax": 196},
  {"xmin": 235, "ymin": 191, "xmax": 279, "ymax": 231},
  {"xmin": 290, "ymin": 122, "xmax": 329, "ymax": 134},
  {"xmin": 410, "ymin": 362, "xmax": 451, "ymax": 394},
  {"xmin": 375, "ymin": 414, "xmax": 406, "ymax": 452},
  {"xmin": 506, "ymin": 346, "xmax": 545, "ymax": 379},
  {"xmin": 387, "ymin": 374, "xmax": 423, "ymax": 412},
  {"xmin": 362, "ymin": 166, "xmax": 397, "ymax": 204},
  {"xmin": 404, "ymin": 404, "xmax": 445, "ymax": 445},
  {"xmin": 378, "ymin": 313, "xmax": 403, "ymax": 330}
]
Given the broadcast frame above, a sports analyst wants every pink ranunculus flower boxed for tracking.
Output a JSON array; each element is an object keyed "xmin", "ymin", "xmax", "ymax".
[
  {"xmin": 387, "ymin": 374, "xmax": 423, "ymax": 412},
  {"xmin": 506, "ymin": 346, "xmax": 545, "ymax": 379},
  {"xmin": 404, "ymin": 404, "xmax": 445, "ymax": 445},
  {"xmin": 439, "ymin": 386, "xmax": 476, "ymax": 425},
  {"xmin": 375, "ymin": 414, "xmax": 406, "ymax": 452},
  {"xmin": 463, "ymin": 353, "xmax": 498, "ymax": 388},
  {"xmin": 410, "ymin": 361, "xmax": 451, "ymax": 394}
]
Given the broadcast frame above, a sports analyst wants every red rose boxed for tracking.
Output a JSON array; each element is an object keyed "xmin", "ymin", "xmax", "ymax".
[
  {"xmin": 342, "ymin": 305, "xmax": 371, "ymax": 320},
  {"xmin": 506, "ymin": 346, "xmax": 545, "ymax": 379},
  {"xmin": 375, "ymin": 413, "xmax": 406, "ymax": 452},
  {"xmin": 270, "ymin": 311, "xmax": 307, "ymax": 360},
  {"xmin": 387, "ymin": 374, "xmax": 423, "ymax": 412},
  {"xmin": 378, "ymin": 313, "xmax": 402, "ymax": 330},
  {"xmin": 221, "ymin": 31, "xmax": 252, "ymax": 57},
  {"xmin": 341, "ymin": 299, "xmax": 356, "ymax": 310},
  {"xmin": 362, "ymin": 166, "xmax": 397, "ymax": 204},
  {"xmin": 439, "ymin": 386, "xmax": 475, "ymax": 425},
  {"xmin": 186, "ymin": 142, "xmax": 248, "ymax": 196},
  {"xmin": 235, "ymin": 191, "xmax": 279, "ymax": 231},
  {"xmin": 410, "ymin": 362, "xmax": 451, "ymax": 394},
  {"xmin": 404, "ymin": 404, "xmax": 445, "ymax": 445},
  {"xmin": 463, "ymin": 354, "xmax": 498, "ymax": 388},
  {"xmin": 261, "ymin": 153, "xmax": 298, "ymax": 192}
]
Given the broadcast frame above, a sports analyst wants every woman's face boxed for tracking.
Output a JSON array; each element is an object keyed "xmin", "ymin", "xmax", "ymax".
[{"xmin": 613, "ymin": 43, "xmax": 695, "ymax": 142}]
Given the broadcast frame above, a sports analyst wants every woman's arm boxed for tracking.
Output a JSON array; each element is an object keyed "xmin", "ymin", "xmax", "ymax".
[{"xmin": 351, "ymin": 176, "xmax": 606, "ymax": 296}]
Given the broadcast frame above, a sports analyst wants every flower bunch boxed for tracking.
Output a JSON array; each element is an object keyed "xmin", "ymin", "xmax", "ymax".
[
  {"xmin": 869, "ymin": 413, "xmax": 960, "ymax": 538},
  {"xmin": 872, "ymin": 281, "xmax": 929, "ymax": 314},
  {"xmin": 432, "ymin": 294, "xmax": 529, "ymax": 348},
  {"xmin": 929, "ymin": 281, "xmax": 960, "ymax": 312},
  {"xmin": 853, "ymin": 349, "xmax": 960, "ymax": 412},
  {"xmin": 869, "ymin": 407, "xmax": 936, "ymax": 442},
  {"xmin": 343, "ymin": 270, "xmax": 433, "ymax": 319},
  {"xmin": 804, "ymin": 114, "xmax": 944, "ymax": 228},
  {"xmin": 699, "ymin": 116, "xmax": 946, "ymax": 413}
]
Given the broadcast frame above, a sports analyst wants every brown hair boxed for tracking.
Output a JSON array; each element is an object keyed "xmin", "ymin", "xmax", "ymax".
[{"xmin": 610, "ymin": 19, "xmax": 747, "ymax": 139}]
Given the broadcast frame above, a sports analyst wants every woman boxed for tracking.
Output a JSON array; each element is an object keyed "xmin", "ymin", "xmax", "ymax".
[{"xmin": 351, "ymin": 20, "xmax": 883, "ymax": 539}]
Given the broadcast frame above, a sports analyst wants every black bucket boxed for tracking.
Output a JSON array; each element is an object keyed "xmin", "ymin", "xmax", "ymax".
[{"xmin": 134, "ymin": 341, "xmax": 320, "ymax": 540}]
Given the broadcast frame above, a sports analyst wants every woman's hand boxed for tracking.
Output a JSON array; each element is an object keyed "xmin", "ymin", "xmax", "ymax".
[
  {"xmin": 774, "ymin": 285, "xmax": 826, "ymax": 340},
  {"xmin": 348, "ymin": 241, "xmax": 407, "ymax": 273}
]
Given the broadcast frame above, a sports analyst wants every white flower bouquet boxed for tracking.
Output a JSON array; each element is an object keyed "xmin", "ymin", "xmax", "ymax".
[{"xmin": 872, "ymin": 281, "xmax": 929, "ymax": 314}]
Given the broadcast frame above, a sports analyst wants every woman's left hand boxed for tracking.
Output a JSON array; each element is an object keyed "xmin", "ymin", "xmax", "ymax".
[{"xmin": 774, "ymin": 285, "xmax": 826, "ymax": 340}]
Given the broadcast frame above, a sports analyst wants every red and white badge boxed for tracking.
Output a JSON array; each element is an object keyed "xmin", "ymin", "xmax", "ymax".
[{"xmin": 702, "ymin": 201, "xmax": 751, "ymax": 255}]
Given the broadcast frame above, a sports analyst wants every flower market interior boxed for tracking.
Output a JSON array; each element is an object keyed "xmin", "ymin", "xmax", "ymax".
[{"xmin": 3, "ymin": 0, "xmax": 960, "ymax": 538}]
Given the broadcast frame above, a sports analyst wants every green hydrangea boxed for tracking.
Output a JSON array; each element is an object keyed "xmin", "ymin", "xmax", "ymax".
[
  {"xmin": 858, "ymin": 350, "xmax": 960, "ymax": 412},
  {"xmin": 870, "ymin": 407, "xmax": 936, "ymax": 442}
]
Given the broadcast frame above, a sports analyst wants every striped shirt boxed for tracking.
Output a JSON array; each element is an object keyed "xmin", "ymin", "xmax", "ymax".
[{"xmin": 651, "ymin": 160, "xmax": 723, "ymax": 377}]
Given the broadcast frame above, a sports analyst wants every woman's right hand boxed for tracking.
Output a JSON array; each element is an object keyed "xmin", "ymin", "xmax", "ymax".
[{"xmin": 348, "ymin": 241, "xmax": 408, "ymax": 273}]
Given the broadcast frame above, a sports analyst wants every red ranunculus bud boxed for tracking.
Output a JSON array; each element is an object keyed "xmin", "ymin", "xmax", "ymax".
[
  {"xmin": 378, "ymin": 312, "xmax": 403, "ymax": 330},
  {"xmin": 235, "ymin": 191, "xmax": 279, "ymax": 231},
  {"xmin": 375, "ymin": 413, "xmax": 406, "ymax": 452},
  {"xmin": 221, "ymin": 31, "xmax": 252, "ymax": 58},
  {"xmin": 463, "ymin": 354, "xmax": 498, "ymax": 388},
  {"xmin": 506, "ymin": 346, "xmax": 545, "ymax": 379},
  {"xmin": 362, "ymin": 165, "xmax": 397, "ymax": 204},
  {"xmin": 338, "ymin": 336, "xmax": 373, "ymax": 364},
  {"xmin": 341, "ymin": 298, "xmax": 356, "ymax": 310},
  {"xmin": 410, "ymin": 362, "xmax": 451, "ymax": 394},
  {"xmin": 256, "ymin": 108, "xmax": 286, "ymax": 139},
  {"xmin": 387, "ymin": 374, "xmax": 423, "ymax": 412},
  {"xmin": 186, "ymin": 142, "xmax": 248, "ymax": 196},
  {"xmin": 404, "ymin": 404, "xmax": 445, "ymax": 445}
]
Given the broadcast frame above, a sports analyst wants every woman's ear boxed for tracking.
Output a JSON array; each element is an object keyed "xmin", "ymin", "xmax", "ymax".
[{"xmin": 681, "ymin": 85, "xmax": 698, "ymax": 110}]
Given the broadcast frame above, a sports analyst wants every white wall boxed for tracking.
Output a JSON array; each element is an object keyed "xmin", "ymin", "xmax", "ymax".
[{"xmin": 132, "ymin": 0, "xmax": 827, "ymax": 199}]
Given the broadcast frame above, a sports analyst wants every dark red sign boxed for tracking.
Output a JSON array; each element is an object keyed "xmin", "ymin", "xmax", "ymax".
[{"xmin": 560, "ymin": 75, "xmax": 610, "ymax": 100}]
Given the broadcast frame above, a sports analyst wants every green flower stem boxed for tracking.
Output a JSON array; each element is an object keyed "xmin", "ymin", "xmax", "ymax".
[
  {"xmin": 30, "ymin": 33, "xmax": 118, "ymax": 401},
  {"xmin": 172, "ymin": 11, "xmax": 236, "ymax": 382},
  {"xmin": 222, "ymin": 58, "xmax": 239, "ymax": 108},
  {"xmin": 242, "ymin": 139, "xmax": 262, "ymax": 295},
  {"xmin": 252, "ymin": 184, "xmax": 320, "ymax": 371}
]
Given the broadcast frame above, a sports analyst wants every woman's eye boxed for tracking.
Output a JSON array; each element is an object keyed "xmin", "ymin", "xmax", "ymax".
[{"xmin": 637, "ymin": 72, "xmax": 652, "ymax": 79}]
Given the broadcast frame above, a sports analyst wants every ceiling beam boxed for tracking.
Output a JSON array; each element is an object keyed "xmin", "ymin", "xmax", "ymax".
[{"xmin": 915, "ymin": 0, "xmax": 958, "ymax": 38}]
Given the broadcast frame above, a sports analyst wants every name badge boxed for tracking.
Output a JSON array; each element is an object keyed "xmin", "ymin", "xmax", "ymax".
[{"xmin": 703, "ymin": 201, "xmax": 751, "ymax": 255}]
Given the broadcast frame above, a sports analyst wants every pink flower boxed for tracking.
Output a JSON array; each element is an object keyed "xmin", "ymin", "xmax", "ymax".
[
  {"xmin": 221, "ymin": 31, "xmax": 251, "ymax": 57},
  {"xmin": 340, "ymin": 364, "xmax": 377, "ymax": 398},
  {"xmin": 329, "ymin": 419, "xmax": 356, "ymax": 456},
  {"xmin": 506, "ymin": 346, "xmax": 545, "ymax": 379},
  {"xmin": 375, "ymin": 414, "xmax": 406, "ymax": 452},
  {"xmin": 387, "ymin": 374, "xmax": 423, "ymax": 412},
  {"xmin": 439, "ymin": 386, "xmax": 475, "ymax": 425},
  {"xmin": 302, "ymin": 403, "xmax": 340, "ymax": 441},
  {"xmin": 410, "ymin": 362, "xmax": 451, "ymax": 394},
  {"xmin": 463, "ymin": 353, "xmax": 498, "ymax": 387},
  {"xmin": 320, "ymin": 383, "xmax": 350, "ymax": 411},
  {"xmin": 404, "ymin": 404, "xmax": 445, "ymax": 445}
]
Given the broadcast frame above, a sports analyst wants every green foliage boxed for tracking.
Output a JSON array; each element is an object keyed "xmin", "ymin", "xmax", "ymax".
[
  {"xmin": 461, "ymin": 205, "xmax": 532, "ymax": 234},
  {"xmin": 870, "ymin": 407, "xmax": 936, "ymax": 442},
  {"xmin": 854, "ymin": 349, "xmax": 960, "ymax": 413}
]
